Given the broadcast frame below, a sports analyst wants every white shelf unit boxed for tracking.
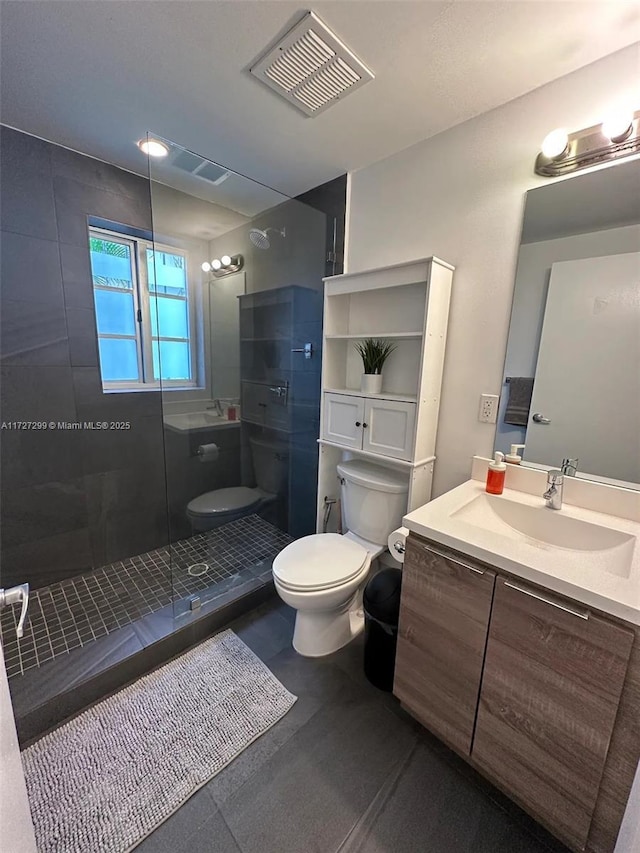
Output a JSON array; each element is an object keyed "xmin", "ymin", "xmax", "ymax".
[{"xmin": 317, "ymin": 257, "xmax": 454, "ymax": 532}]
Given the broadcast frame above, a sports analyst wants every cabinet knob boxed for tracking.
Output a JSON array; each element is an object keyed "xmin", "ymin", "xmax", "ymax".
[
  {"xmin": 362, "ymin": 422, "xmax": 368, "ymax": 428},
  {"xmin": 355, "ymin": 421, "xmax": 361, "ymax": 427}
]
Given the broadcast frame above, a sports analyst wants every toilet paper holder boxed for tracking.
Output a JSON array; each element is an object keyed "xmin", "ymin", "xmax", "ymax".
[{"xmin": 392, "ymin": 539, "xmax": 405, "ymax": 555}]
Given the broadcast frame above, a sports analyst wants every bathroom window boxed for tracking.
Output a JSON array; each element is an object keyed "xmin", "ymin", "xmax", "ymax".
[{"xmin": 89, "ymin": 226, "xmax": 196, "ymax": 390}]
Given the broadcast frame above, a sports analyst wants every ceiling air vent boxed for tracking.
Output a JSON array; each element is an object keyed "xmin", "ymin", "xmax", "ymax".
[
  {"xmin": 170, "ymin": 148, "xmax": 230, "ymax": 186},
  {"xmin": 250, "ymin": 11, "xmax": 374, "ymax": 118}
]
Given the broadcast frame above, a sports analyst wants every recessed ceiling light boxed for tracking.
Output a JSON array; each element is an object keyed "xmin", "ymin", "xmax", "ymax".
[{"xmin": 137, "ymin": 138, "xmax": 169, "ymax": 158}]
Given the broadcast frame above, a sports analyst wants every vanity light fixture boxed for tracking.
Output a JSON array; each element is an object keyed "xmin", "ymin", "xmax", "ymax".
[
  {"xmin": 136, "ymin": 138, "xmax": 169, "ymax": 158},
  {"xmin": 601, "ymin": 111, "xmax": 634, "ymax": 143},
  {"xmin": 203, "ymin": 255, "xmax": 244, "ymax": 277},
  {"xmin": 541, "ymin": 128, "xmax": 569, "ymax": 160},
  {"xmin": 535, "ymin": 108, "xmax": 640, "ymax": 177}
]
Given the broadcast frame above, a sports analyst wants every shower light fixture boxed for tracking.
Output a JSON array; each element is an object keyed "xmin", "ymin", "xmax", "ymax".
[
  {"xmin": 203, "ymin": 254, "xmax": 244, "ymax": 277},
  {"xmin": 137, "ymin": 138, "xmax": 169, "ymax": 158},
  {"xmin": 535, "ymin": 108, "xmax": 640, "ymax": 177}
]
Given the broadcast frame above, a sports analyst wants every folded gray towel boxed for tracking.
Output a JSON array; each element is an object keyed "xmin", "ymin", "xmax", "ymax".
[{"xmin": 504, "ymin": 377, "xmax": 534, "ymax": 426}]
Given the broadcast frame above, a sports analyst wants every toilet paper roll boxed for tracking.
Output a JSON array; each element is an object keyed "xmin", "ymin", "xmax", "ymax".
[
  {"xmin": 388, "ymin": 527, "xmax": 409, "ymax": 563},
  {"xmin": 197, "ymin": 443, "xmax": 219, "ymax": 463}
]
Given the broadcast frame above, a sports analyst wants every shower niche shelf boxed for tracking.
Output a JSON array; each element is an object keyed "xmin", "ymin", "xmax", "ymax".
[{"xmin": 317, "ymin": 257, "xmax": 455, "ymax": 530}]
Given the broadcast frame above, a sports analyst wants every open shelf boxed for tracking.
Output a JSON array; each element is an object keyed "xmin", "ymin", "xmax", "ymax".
[
  {"xmin": 324, "ymin": 332, "xmax": 423, "ymax": 340},
  {"xmin": 317, "ymin": 439, "xmax": 435, "ymax": 470},
  {"xmin": 324, "ymin": 387, "xmax": 417, "ymax": 403}
]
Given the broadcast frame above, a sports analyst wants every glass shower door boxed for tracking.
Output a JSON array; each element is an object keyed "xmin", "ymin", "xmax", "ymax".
[{"xmin": 147, "ymin": 136, "xmax": 327, "ymax": 618}]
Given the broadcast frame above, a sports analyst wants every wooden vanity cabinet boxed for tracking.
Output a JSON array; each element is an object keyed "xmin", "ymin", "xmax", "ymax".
[
  {"xmin": 394, "ymin": 536, "xmax": 496, "ymax": 755},
  {"xmin": 472, "ymin": 578, "xmax": 634, "ymax": 852},
  {"xmin": 394, "ymin": 533, "xmax": 637, "ymax": 853}
]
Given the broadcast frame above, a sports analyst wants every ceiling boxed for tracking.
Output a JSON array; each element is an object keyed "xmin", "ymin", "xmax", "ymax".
[{"xmin": 1, "ymin": 1, "xmax": 639, "ymax": 205}]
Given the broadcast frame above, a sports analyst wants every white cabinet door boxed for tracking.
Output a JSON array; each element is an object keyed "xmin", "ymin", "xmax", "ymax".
[
  {"xmin": 363, "ymin": 399, "xmax": 416, "ymax": 460},
  {"xmin": 323, "ymin": 393, "xmax": 364, "ymax": 449}
]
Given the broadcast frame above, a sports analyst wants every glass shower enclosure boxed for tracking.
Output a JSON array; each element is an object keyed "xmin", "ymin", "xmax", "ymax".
[
  {"xmin": 149, "ymin": 136, "xmax": 327, "ymax": 616},
  {"xmin": 0, "ymin": 125, "xmax": 326, "ymax": 741}
]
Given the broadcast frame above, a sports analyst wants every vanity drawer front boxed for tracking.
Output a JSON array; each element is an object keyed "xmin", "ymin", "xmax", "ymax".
[
  {"xmin": 472, "ymin": 578, "xmax": 634, "ymax": 852},
  {"xmin": 394, "ymin": 536, "xmax": 496, "ymax": 756}
]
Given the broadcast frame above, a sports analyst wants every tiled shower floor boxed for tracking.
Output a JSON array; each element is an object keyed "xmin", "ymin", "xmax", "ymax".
[{"xmin": 0, "ymin": 515, "xmax": 292, "ymax": 680}]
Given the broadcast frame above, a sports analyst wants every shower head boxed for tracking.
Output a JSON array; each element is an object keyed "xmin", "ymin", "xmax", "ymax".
[{"xmin": 249, "ymin": 227, "xmax": 286, "ymax": 250}]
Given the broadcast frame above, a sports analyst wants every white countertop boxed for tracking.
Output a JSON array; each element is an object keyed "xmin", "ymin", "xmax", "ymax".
[{"xmin": 403, "ymin": 478, "xmax": 640, "ymax": 626}]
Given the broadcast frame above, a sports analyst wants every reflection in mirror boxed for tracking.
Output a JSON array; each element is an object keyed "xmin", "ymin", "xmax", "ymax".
[{"xmin": 496, "ymin": 160, "xmax": 640, "ymax": 489}]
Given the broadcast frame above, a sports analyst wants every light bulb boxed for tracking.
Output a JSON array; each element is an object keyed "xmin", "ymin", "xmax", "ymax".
[
  {"xmin": 221, "ymin": 255, "xmax": 232, "ymax": 267},
  {"xmin": 211, "ymin": 258, "xmax": 222, "ymax": 271},
  {"xmin": 137, "ymin": 138, "xmax": 169, "ymax": 158},
  {"xmin": 541, "ymin": 128, "xmax": 569, "ymax": 160},
  {"xmin": 602, "ymin": 112, "xmax": 633, "ymax": 142},
  {"xmin": 201, "ymin": 262, "xmax": 212, "ymax": 273}
]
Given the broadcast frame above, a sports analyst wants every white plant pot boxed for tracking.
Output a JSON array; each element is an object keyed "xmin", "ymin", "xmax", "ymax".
[{"xmin": 361, "ymin": 373, "xmax": 383, "ymax": 394}]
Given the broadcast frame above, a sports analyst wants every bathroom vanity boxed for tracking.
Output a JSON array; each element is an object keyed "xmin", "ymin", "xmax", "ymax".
[{"xmin": 395, "ymin": 461, "xmax": 640, "ymax": 853}]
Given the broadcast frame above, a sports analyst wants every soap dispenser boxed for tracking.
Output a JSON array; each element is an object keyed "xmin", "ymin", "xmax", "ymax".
[
  {"xmin": 505, "ymin": 444, "xmax": 525, "ymax": 465},
  {"xmin": 486, "ymin": 451, "xmax": 506, "ymax": 495}
]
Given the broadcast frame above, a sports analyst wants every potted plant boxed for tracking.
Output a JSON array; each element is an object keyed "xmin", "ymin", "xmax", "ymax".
[{"xmin": 354, "ymin": 338, "xmax": 396, "ymax": 394}]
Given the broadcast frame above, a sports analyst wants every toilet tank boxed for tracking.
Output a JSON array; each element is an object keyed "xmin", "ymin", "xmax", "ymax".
[
  {"xmin": 249, "ymin": 436, "xmax": 289, "ymax": 495},
  {"xmin": 337, "ymin": 459, "xmax": 408, "ymax": 546}
]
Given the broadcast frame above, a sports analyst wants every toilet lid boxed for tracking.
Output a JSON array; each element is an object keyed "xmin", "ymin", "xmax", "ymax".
[
  {"xmin": 187, "ymin": 487, "xmax": 261, "ymax": 517},
  {"xmin": 273, "ymin": 534, "xmax": 369, "ymax": 592}
]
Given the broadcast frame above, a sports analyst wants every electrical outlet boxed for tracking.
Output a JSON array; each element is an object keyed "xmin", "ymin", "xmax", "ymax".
[{"xmin": 478, "ymin": 394, "xmax": 499, "ymax": 424}]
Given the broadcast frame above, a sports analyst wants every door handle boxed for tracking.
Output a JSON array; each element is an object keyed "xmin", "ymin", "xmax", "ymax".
[
  {"xmin": 0, "ymin": 583, "xmax": 30, "ymax": 638},
  {"xmin": 420, "ymin": 543, "xmax": 485, "ymax": 575},
  {"xmin": 532, "ymin": 413, "xmax": 551, "ymax": 424},
  {"xmin": 504, "ymin": 581, "xmax": 588, "ymax": 620}
]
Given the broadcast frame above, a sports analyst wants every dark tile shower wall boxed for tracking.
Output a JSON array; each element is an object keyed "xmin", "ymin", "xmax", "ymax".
[{"xmin": 0, "ymin": 127, "xmax": 168, "ymax": 590}]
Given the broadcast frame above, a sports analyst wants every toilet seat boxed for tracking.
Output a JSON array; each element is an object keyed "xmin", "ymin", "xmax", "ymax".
[
  {"xmin": 187, "ymin": 486, "xmax": 262, "ymax": 519},
  {"xmin": 273, "ymin": 534, "xmax": 369, "ymax": 593}
]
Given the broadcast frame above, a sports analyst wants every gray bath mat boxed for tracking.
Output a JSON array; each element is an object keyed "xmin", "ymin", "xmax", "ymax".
[{"xmin": 22, "ymin": 630, "xmax": 297, "ymax": 853}]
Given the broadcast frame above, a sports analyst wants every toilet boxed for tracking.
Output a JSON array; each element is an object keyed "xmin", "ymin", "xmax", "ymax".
[
  {"xmin": 186, "ymin": 436, "xmax": 288, "ymax": 532},
  {"xmin": 272, "ymin": 459, "xmax": 408, "ymax": 657}
]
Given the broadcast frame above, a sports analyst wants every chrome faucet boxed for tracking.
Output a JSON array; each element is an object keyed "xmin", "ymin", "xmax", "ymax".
[
  {"xmin": 207, "ymin": 399, "xmax": 224, "ymax": 417},
  {"xmin": 561, "ymin": 457, "xmax": 579, "ymax": 477},
  {"xmin": 543, "ymin": 469, "xmax": 564, "ymax": 510}
]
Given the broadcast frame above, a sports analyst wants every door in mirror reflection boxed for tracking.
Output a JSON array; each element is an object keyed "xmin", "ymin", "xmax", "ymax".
[{"xmin": 525, "ymin": 252, "xmax": 640, "ymax": 483}]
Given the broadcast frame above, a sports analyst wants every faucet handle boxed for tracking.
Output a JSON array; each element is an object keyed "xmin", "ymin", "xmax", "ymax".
[
  {"xmin": 561, "ymin": 457, "xmax": 579, "ymax": 475},
  {"xmin": 547, "ymin": 469, "xmax": 564, "ymax": 484}
]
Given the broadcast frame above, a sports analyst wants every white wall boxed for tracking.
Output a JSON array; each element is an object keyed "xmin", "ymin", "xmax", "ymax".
[{"xmin": 347, "ymin": 44, "xmax": 640, "ymax": 497}]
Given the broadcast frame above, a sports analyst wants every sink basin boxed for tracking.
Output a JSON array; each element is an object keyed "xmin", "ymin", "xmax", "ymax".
[
  {"xmin": 163, "ymin": 411, "xmax": 240, "ymax": 433},
  {"xmin": 402, "ymin": 476, "xmax": 640, "ymax": 624},
  {"xmin": 452, "ymin": 493, "xmax": 634, "ymax": 553}
]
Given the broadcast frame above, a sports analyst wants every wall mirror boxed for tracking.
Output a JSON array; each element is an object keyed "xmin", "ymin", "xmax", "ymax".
[{"xmin": 496, "ymin": 159, "xmax": 640, "ymax": 490}]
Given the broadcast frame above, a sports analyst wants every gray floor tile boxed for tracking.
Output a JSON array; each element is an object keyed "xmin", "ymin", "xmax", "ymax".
[
  {"xmin": 206, "ymin": 648, "xmax": 357, "ymax": 808},
  {"xmin": 134, "ymin": 787, "xmax": 217, "ymax": 852},
  {"xmin": 338, "ymin": 741, "xmax": 568, "ymax": 853},
  {"xmin": 176, "ymin": 811, "xmax": 242, "ymax": 853},
  {"xmin": 229, "ymin": 601, "xmax": 294, "ymax": 663},
  {"xmin": 219, "ymin": 689, "xmax": 417, "ymax": 853}
]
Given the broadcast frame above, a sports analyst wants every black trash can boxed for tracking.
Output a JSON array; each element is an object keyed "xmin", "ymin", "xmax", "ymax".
[{"xmin": 363, "ymin": 567, "xmax": 403, "ymax": 692}]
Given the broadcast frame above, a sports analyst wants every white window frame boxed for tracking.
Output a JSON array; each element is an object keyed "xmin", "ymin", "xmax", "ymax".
[{"xmin": 89, "ymin": 226, "xmax": 198, "ymax": 391}]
